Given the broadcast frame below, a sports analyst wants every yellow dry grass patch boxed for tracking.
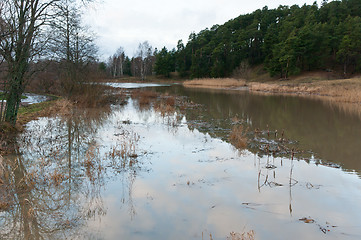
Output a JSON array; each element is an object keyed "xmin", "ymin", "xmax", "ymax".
[
  {"xmin": 249, "ymin": 77, "xmax": 361, "ymax": 104},
  {"xmin": 183, "ymin": 78, "xmax": 247, "ymax": 89}
]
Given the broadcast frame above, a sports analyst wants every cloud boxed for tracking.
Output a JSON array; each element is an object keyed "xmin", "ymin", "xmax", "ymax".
[{"xmin": 83, "ymin": 0, "xmax": 321, "ymax": 59}]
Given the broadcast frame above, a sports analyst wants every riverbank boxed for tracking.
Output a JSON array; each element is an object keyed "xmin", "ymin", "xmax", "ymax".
[{"xmin": 183, "ymin": 76, "xmax": 361, "ymax": 104}]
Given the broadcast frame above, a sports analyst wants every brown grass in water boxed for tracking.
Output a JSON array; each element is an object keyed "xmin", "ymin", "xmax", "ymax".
[
  {"xmin": 230, "ymin": 125, "xmax": 248, "ymax": 150},
  {"xmin": 227, "ymin": 230, "xmax": 255, "ymax": 240},
  {"xmin": 184, "ymin": 78, "xmax": 247, "ymax": 89},
  {"xmin": 204, "ymin": 230, "xmax": 255, "ymax": 240},
  {"xmin": 131, "ymin": 90, "xmax": 158, "ymax": 108},
  {"xmin": 0, "ymin": 201, "xmax": 10, "ymax": 211}
]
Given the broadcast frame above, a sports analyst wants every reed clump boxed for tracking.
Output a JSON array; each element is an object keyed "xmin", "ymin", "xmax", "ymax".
[
  {"xmin": 108, "ymin": 131, "xmax": 140, "ymax": 169},
  {"xmin": 227, "ymin": 230, "xmax": 255, "ymax": 240},
  {"xmin": 0, "ymin": 201, "xmax": 10, "ymax": 211},
  {"xmin": 50, "ymin": 170, "xmax": 64, "ymax": 186},
  {"xmin": 230, "ymin": 125, "xmax": 248, "ymax": 150},
  {"xmin": 132, "ymin": 90, "xmax": 158, "ymax": 107}
]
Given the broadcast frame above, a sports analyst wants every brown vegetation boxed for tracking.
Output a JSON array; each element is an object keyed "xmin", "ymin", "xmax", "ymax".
[
  {"xmin": 227, "ymin": 230, "xmax": 255, "ymax": 240},
  {"xmin": 249, "ymin": 77, "xmax": 361, "ymax": 104},
  {"xmin": 229, "ymin": 125, "xmax": 248, "ymax": 150},
  {"xmin": 131, "ymin": 90, "xmax": 158, "ymax": 107},
  {"xmin": 183, "ymin": 78, "xmax": 247, "ymax": 89},
  {"xmin": 183, "ymin": 75, "xmax": 361, "ymax": 104}
]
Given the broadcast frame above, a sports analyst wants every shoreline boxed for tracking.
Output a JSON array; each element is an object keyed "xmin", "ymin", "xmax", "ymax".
[{"xmin": 183, "ymin": 77, "xmax": 361, "ymax": 105}]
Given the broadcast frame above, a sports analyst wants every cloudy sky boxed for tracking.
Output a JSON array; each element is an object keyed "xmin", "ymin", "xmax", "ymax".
[{"xmin": 84, "ymin": 0, "xmax": 322, "ymax": 60}]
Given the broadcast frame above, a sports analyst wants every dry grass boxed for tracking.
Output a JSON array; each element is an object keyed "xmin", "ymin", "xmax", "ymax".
[
  {"xmin": 184, "ymin": 75, "xmax": 361, "ymax": 104},
  {"xmin": 227, "ymin": 230, "xmax": 255, "ymax": 240},
  {"xmin": 131, "ymin": 90, "xmax": 158, "ymax": 107},
  {"xmin": 229, "ymin": 125, "xmax": 248, "ymax": 150},
  {"xmin": 154, "ymin": 101, "xmax": 175, "ymax": 117},
  {"xmin": 0, "ymin": 201, "xmax": 10, "ymax": 211},
  {"xmin": 183, "ymin": 78, "xmax": 247, "ymax": 89},
  {"xmin": 249, "ymin": 77, "xmax": 361, "ymax": 103},
  {"xmin": 108, "ymin": 131, "xmax": 140, "ymax": 168},
  {"xmin": 50, "ymin": 170, "xmax": 64, "ymax": 186}
]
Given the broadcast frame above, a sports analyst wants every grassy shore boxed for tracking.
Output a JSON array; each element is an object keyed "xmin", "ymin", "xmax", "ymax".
[
  {"xmin": 183, "ymin": 75, "xmax": 361, "ymax": 104},
  {"xmin": 183, "ymin": 78, "xmax": 247, "ymax": 89}
]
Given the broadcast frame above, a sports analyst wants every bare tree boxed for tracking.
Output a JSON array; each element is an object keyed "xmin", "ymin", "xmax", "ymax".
[
  {"xmin": 50, "ymin": 0, "xmax": 98, "ymax": 97},
  {"xmin": 135, "ymin": 41, "xmax": 153, "ymax": 80},
  {"xmin": 0, "ymin": 0, "xmax": 61, "ymax": 124},
  {"xmin": 115, "ymin": 46, "xmax": 125, "ymax": 77},
  {"xmin": 0, "ymin": 0, "xmax": 93, "ymax": 125},
  {"xmin": 108, "ymin": 46, "xmax": 125, "ymax": 78}
]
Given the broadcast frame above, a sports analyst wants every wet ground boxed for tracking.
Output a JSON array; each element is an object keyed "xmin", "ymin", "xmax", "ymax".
[{"xmin": 0, "ymin": 83, "xmax": 360, "ymax": 239}]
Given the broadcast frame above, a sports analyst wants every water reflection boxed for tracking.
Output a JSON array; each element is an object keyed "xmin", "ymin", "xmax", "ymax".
[
  {"xmin": 0, "ymin": 91, "xmax": 361, "ymax": 240},
  {"xmin": 164, "ymin": 86, "xmax": 361, "ymax": 175},
  {"xmin": 0, "ymin": 106, "xmax": 115, "ymax": 239}
]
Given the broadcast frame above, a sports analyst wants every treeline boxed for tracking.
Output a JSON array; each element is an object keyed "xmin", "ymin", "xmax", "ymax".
[
  {"xmin": 153, "ymin": 0, "xmax": 361, "ymax": 79},
  {"xmin": 107, "ymin": 41, "xmax": 156, "ymax": 80}
]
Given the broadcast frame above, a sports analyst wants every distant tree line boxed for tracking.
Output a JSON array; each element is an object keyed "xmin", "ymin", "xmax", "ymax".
[
  {"xmin": 153, "ymin": 0, "xmax": 361, "ymax": 79},
  {"xmin": 106, "ymin": 41, "xmax": 156, "ymax": 80}
]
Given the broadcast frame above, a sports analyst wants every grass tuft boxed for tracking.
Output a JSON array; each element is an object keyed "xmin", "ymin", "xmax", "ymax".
[{"xmin": 230, "ymin": 125, "xmax": 248, "ymax": 150}]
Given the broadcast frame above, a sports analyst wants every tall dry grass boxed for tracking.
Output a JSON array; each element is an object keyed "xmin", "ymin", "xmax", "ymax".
[
  {"xmin": 227, "ymin": 230, "xmax": 255, "ymax": 240},
  {"xmin": 184, "ymin": 78, "xmax": 247, "ymax": 89},
  {"xmin": 229, "ymin": 125, "xmax": 248, "ymax": 150},
  {"xmin": 131, "ymin": 90, "xmax": 158, "ymax": 107},
  {"xmin": 249, "ymin": 78, "xmax": 361, "ymax": 104}
]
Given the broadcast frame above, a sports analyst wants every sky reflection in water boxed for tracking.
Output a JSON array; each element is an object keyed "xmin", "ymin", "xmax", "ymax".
[
  {"xmin": 82, "ymin": 99, "xmax": 361, "ymax": 239},
  {"xmin": 1, "ymin": 95, "xmax": 361, "ymax": 240}
]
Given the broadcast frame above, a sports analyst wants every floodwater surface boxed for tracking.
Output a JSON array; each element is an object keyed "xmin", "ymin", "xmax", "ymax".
[{"xmin": 0, "ymin": 85, "xmax": 360, "ymax": 240}]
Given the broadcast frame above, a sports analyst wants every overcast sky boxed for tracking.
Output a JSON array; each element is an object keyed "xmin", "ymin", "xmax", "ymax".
[{"xmin": 83, "ymin": 0, "xmax": 322, "ymax": 60}]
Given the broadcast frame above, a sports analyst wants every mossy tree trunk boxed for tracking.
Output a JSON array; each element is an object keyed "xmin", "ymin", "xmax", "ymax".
[{"xmin": 5, "ymin": 58, "xmax": 29, "ymax": 124}]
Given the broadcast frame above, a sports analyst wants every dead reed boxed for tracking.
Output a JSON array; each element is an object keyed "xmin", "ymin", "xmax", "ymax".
[
  {"xmin": 184, "ymin": 78, "xmax": 247, "ymax": 89},
  {"xmin": 108, "ymin": 131, "xmax": 140, "ymax": 169},
  {"xmin": 249, "ymin": 77, "xmax": 361, "ymax": 104},
  {"xmin": 227, "ymin": 230, "xmax": 255, "ymax": 240},
  {"xmin": 0, "ymin": 201, "xmax": 10, "ymax": 211},
  {"xmin": 131, "ymin": 90, "xmax": 158, "ymax": 107},
  {"xmin": 50, "ymin": 170, "xmax": 64, "ymax": 186},
  {"xmin": 230, "ymin": 125, "xmax": 248, "ymax": 150}
]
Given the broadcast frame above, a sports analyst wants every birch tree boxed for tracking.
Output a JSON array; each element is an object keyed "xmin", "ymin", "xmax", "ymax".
[{"xmin": 135, "ymin": 41, "xmax": 153, "ymax": 80}]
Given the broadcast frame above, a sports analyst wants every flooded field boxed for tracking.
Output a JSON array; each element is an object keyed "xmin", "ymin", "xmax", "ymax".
[{"xmin": 1, "ymin": 84, "xmax": 361, "ymax": 239}]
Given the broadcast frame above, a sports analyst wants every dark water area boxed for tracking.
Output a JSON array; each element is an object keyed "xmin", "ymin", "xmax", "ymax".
[{"xmin": 0, "ymin": 83, "xmax": 360, "ymax": 239}]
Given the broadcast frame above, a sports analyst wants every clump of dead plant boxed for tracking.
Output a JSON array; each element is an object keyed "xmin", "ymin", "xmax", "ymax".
[
  {"xmin": 227, "ymin": 230, "xmax": 255, "ymax": 240},
  {"xmin": 230, "ymin": 125, "xmax": 248, "ymax": 150},
  {"xmin": 107, "ymin": 131, "xmax": 140, "ymax": 169},
  {"xmin": 0, "ymin": 201, "xmax": 10, "ymax": 211},
  {"xmin": 50, "ymin": 170, "xmax": 65, "ymax": 186},
  {"xmin": 154, "ymin": 101, "xmax": 175, "ymax": 117},
  {"xmin": 131, "ymin": 90, "xmax": 158, "ymax": 107}
]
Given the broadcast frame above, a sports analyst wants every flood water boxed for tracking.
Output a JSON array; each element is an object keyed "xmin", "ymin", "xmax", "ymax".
[{"xmin": 1, "ymin": 84, "xmax": 361, "ymax": 239}]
